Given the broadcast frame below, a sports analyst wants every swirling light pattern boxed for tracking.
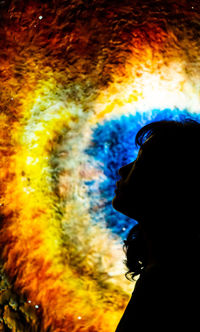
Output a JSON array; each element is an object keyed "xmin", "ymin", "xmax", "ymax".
[{"xmin": 1, "ymin": 0, "xmax": 200, "ymax": 331}]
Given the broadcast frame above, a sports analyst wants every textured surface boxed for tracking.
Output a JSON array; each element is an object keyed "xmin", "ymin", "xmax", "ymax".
[{"xmin": 1, "ymin": 0, "xmax": 200, "ymax": 331}]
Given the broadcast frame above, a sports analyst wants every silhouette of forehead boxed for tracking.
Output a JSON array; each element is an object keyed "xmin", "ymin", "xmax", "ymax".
[
  {"xmin": 138, "ymin": 136, "xmax": 158, "ymax": 158},
  {"xmin": 140, "ymin": 130, "xmax": 182, "ymax": 153},
  {"xmin": 137, "ymin": 134, "xmax": 177, "ymax": 170}
]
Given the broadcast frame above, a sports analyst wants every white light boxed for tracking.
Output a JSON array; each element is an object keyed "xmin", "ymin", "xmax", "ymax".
[
  {"xmin": 23, "ymin": 187, "xmax": 30, "ymax": 194},
  {"xmin": 26, "ymin": 156, "xmax": 33, "ymax": 165},
  {"xmin": 108, "ymin": 272, "xmax": 114, "ymax": 277},
  {"xmin": 26, "ymin": 156, "xmax": 39, "ymax": 165},
  {"xmin": 35, "ymin": 305, "xmax": 39, "ymax": 309},
  {"xmin": 28, "ymin": 300, "xmax": 31, "ymax": 303},
  {"xmin": 77, "ymin": 316, "xmax": 82, "ymax": 320},
  {"xmin": 122, "ymin": 227, "xmax": 126, "ymax": 231},
  {"xmin": 39, "ymin": 15, "xmax": 43, "ymax": 20}
]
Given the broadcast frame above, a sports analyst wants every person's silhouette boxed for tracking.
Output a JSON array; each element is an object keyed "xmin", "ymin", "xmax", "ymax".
[{"xmin": 112, "ymin": 119, "xmax": 200, "ymax": 331}]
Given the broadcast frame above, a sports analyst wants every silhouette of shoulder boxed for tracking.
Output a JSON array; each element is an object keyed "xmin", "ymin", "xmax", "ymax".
[{"xmin": 115, "ymin": 263, "xmax": 200, "ymax": 331}]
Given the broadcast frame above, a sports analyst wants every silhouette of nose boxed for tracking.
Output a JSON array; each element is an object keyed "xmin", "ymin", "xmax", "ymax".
[{"xmin": 118, "ymin": 162, "xmax": 135, "ymax": 178}]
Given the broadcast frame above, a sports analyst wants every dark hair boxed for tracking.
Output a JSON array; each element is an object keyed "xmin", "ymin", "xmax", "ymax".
[{"xmin": 123, "ymin": 118, "xmax": 200, "ymax": 281}]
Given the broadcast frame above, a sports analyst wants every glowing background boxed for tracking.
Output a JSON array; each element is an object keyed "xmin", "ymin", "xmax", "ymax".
[{"xmin": 1, "ymin": 0, "xmax": 200, "ymax": 331}]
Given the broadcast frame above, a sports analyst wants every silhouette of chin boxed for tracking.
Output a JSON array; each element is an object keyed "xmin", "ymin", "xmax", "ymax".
[
  {"xmin": 112, "ymin": 189, "xmax": 140, "ymax": 220},
  {"xmin": 112, "ymin": 187, "xmax": 123, "ymax": 208},
  {"xmin": 112, "ymin": 189, "xmax": 124, "ymax": 210}
]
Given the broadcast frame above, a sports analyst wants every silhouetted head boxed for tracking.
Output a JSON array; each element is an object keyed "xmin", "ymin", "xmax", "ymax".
[{"xmin": 112, "ymin": 119, "xmax": 200, "ymax": 279}]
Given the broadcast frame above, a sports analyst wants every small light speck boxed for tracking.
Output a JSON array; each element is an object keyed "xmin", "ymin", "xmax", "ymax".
[
  {"xmin": 28, "ymin": 300, "xmax": 31, "ymax": 303},
  {"xmin": 35, "ymin": 305, "xmax": 39, "ymax": 309},
  {"xmin": 77, "ymin": 316, "xmax": 82, "ymax": 320},
  {"xmin": 39, "ymin": 15, "xmax": 43, "ymax": 20},
  {"xmin": 122, "ymin": 227, "xmax": 126, "ymax": 231}
]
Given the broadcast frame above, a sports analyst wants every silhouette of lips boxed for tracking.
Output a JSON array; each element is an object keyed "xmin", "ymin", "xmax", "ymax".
[{"xmin": 116, "ymin": 180, "xmax": 123, "ymax": 189}]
